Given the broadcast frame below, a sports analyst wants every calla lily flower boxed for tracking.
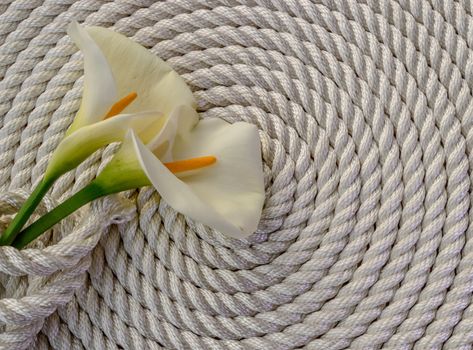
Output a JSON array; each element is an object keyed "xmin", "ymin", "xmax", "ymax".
[
  {"xmin": 100, "ymin": 103, "xmax": 266, "ymax": 238},
  {"xmin": 45, "ymin": 21, "xmax": 195, "ymax": 181},
  {"xmin": 7, "ymin": 22, "xmax": 265, "ymax": 248},
  {"xmin": 0, "ymin": 21, "xmax": 194, "ymax": 245}
]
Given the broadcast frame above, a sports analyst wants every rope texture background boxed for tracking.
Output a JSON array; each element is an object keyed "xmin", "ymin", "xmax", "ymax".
[{"xmin": 1, "ymin": 0, "xmax": 473, "ymax": 348}]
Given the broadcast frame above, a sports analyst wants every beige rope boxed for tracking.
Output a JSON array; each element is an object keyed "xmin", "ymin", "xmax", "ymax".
[{"xmin": 1, "ymin": 0, "xmax": 473, "ymax": 349}]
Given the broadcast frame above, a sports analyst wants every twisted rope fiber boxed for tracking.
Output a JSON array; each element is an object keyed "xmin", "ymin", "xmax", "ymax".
[
  {"xmin": 0, "ymin": 190, "xmax": 135, "ymax": 349},
  {"xmin": 1, "ymin": 0, "xmax": 473, "ymax": 349}
]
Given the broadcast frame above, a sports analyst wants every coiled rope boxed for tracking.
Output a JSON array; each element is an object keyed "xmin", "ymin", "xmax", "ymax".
[{"xmin": 1, "ymin": 0, "xmax": 473, "ymax": 349}]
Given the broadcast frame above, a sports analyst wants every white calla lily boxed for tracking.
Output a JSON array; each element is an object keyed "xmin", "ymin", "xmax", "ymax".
[
  {"xmin": 45, "ymin": 21, "xmax": 195, "ymax": 180},
  {"xmin": 133, "ymin": 119, "xmax": 265, "ymax": 238},
  {"xmin": 102, "ymin": 105, "xmax": 265, "ymax": 238},
  {"xmin": 1, "ymin": 21, "xmax": 194, "ymax": 246}
]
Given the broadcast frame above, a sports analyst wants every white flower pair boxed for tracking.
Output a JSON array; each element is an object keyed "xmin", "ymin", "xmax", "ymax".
[{"xmin": 1, "ymin": 22, "xmax": 265, "ymax": 247}]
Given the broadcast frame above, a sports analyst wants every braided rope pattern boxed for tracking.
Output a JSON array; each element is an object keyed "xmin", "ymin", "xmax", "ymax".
[{"xmin": 1, "ymin": 0, "xmax": 473, "ymax": 349}]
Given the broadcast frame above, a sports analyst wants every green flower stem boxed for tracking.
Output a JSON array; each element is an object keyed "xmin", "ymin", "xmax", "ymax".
[
  {"xmin": 10, "ymin": 132, "xmax": 151, "ymax": 249},
  {"xmin": 11, "ymin": 181, "xmax": 109, "ymax": 249},
  {"xmin": 0, "ymin": 178, "xmax": 55, "ymax": 246},
  {"xmin": 11, "ymin": 164, "xmax": 150, "ymax": 249}
]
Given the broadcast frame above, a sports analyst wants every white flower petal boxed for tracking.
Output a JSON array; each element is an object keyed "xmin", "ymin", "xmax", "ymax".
[
  {"xmin": 146, "ymin": 105, "xmax": 198, "ymax": 162},
  {"xmin": 45, "ymin": 111, "xmax": 162, "ymax": 181},
  {"xmin": 67, "ymin": 22, "xmax": 117, "ymax": 130},
  {"xmin": 131, "ymin": 119, "xmax": 265, "ymax": 238},
  {"xmin": 86, "ymin": 26, "xmax": 195, "ymax": 135}
]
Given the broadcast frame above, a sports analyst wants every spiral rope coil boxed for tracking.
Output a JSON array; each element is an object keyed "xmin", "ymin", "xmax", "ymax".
[{"xmin": 1, "ymin": 0, "xmax": 473, "ymax": 349}]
